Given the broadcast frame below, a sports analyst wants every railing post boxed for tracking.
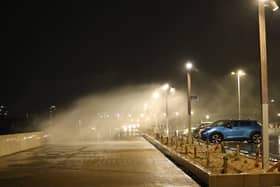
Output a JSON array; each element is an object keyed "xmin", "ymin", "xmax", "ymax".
[{"xmin": 221, "ymin": 156, "xmax": 228, "ymax": 173}]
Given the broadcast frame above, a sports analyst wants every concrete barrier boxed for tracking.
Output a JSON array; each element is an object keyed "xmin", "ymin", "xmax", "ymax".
[
  {"xmin": 144, "ymin": 134, "xmax": 280, "ymax": 187},
  {"xmin": 0, "ymin": 131, "xmax": 48, "ymax": 157}
]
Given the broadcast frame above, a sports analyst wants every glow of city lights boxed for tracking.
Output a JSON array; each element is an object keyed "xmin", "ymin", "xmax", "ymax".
[{"xmin": 270, "ymin": 99, "xmax": 275, "ymax": 103}]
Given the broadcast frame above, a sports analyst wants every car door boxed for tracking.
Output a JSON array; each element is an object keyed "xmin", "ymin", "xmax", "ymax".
[{"xmin": 223, "ymin": 121, "xmax": 242, "ymax": 139}]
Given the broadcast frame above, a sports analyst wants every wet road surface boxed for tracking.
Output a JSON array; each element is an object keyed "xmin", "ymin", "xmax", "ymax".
[{"xmin": 0, "ymin": 136, "xmax": 199, "ymax": 187}]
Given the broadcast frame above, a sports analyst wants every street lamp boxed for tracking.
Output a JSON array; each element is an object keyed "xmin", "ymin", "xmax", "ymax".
[
  {"xmin": 257, "ymin": 0, "xmax": 279, "ymax": 170},
  {"xmin": 185, "ymin": 62, "xmax": 194, "ymax": 144},
  {"xmin": 231, "ymin": 70, "xmax": 246, "ymax": 119},
  {"xmin": 152, "ymin": 91, "xmax": 160, "ymax": 100},
  {"xmin": 161, "ymin": 83, "xmax": 175, "ymax": 137}
]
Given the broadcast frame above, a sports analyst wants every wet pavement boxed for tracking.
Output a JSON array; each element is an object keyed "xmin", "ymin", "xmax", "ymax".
[{"xmin": 0, "ymin": 136, "xmax": 199, "ymax": 187}]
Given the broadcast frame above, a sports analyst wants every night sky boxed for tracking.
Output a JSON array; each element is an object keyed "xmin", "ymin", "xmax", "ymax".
[{"xmin": 2, "ymin": 0, "xmax": 280, "ymax": 116}]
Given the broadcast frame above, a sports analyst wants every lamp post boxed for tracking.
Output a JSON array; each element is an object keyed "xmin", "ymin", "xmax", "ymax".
[
  {"xmin": 231, "ymin": 70, "xmax": 245, "ymax": 119},
  {"xmin": 257, "ymin": 0, "xmax": 279, "ymax": 170},
  {"xmin": 162, "ymin": 83, "xmax": 175, "ymax": 137},
  {"xmin": 185, "ymin": 62, "xmax": 193, "ymax": 144},
  {"xmin": 152, "ymin": 91, "xmax": 160, "ymax": 134}
]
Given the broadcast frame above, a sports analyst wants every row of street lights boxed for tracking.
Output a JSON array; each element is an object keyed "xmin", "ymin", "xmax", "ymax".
[{"xmin": 160, "ymin": 0, "xmax": 278, "ymax": 170}]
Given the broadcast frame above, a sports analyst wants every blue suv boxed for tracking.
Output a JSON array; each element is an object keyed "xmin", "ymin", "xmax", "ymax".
[{"xmin": 200, "ymin": 120, "xmax": 262, "ymax": 144}]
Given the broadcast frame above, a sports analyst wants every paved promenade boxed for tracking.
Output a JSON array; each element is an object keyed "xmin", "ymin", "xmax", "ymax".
[{"xmin": 0, "ymin": 136, "xmax": 199, "ymax": 187}]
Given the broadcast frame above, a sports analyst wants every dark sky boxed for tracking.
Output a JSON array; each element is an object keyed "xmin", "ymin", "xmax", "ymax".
[{"xmin": 2, "ymin": 0, "xmax": 280, "ymax": 115}]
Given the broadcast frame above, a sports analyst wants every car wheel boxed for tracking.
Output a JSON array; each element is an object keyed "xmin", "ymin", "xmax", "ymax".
[
  {"xmin": 251, "ymin": 133, "xmax": 261, "ymax": 144},
  {"xmin": 209, "ymin": 133, "xmax": 223, "ymax": 143}
]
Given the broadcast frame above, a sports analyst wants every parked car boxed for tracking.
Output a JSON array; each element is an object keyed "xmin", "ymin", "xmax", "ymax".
[
  {"xmin": 200, "ymin": 120, "xmax": 262, "ymax": 144},
  {"xmin": 192, "ymin": 122, "xmax": 212, "ymax": 138}
]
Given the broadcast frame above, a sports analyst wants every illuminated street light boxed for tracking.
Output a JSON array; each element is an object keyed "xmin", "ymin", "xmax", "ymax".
[
  {"xmin": 231, "ymin": 69, "xmax": 246, "ymax": 119},
  {"xmin": 185, "ymin": 62, "xmax": 193, "ymax": 70},
  {"xmin": 205, "ymin": 115, "xmax": 210, "ymax": 120},
  {"xmin": 161, "ymin": 83, "xmax": 176, "ymax": 137},
  {"xmin": 270, "ymin": 0, "xmax": 279, "ymax": 11},
  {"xmin": 152, "ymin": 91, "xmax": 160, "ymax": 99},
  {"xmin": 170, "ymin": 87, "xmax": 176, "ymax": 94},
  {"xmin": 162, "ymin": 83, "xmax": 170, "ymax": 91},
  {"xmin": 185, "ymin": 61, "xmax": 194, "ymax": 144},
  {"xmin": 257, "ymin": 0, "xmax": 279, "ymax": 170}
]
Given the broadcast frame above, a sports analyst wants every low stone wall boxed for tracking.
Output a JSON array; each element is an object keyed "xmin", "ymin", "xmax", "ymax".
[
  {"xmin": 144, "ymin": 134, "xmax": 280, "ymax": 187},
  {"xmin": 0, "ymin": 131, "xmax": 47, "ymax": 157}
]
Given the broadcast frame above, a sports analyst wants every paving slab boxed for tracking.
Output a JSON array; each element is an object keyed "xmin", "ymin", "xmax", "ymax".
[{"xmin": 0, "ymin": 136, "xmax": 199, "ymax": 187}]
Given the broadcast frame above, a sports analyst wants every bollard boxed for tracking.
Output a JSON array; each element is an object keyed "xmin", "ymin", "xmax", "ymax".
[
  {"xmin": 221, "ymin": 156, "xmax": 228, "ymax": 173},
  {"xmin": 185, "ymin": 144, "xmax": 188, "ymax": 154},
  {"xmin": 186, "ymin": 137, "xmax": 189, "ymax": 144},
  {"xmin": 220, "ymin": 142, "xmax": 226, "ymax": 153},
  {"xmin": 255, "ymin": 144, "xmax": 260, "ymax": 167},
  {"xmin": 236, "ymin": 144, "xmax": 240, "ymax": 157},
  {"xmin": 206, "ymin": 149, "xmax": 210, "ymax": 167},
  {"xmin": 194, "ymin": 145, "xmax": 197, "ymax": 158},
  {"xmin": 206, "ymin": 139, "xmax": 209, "ymax": 149}
]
